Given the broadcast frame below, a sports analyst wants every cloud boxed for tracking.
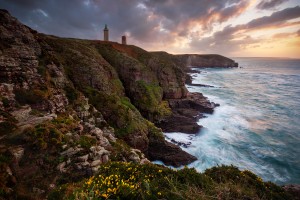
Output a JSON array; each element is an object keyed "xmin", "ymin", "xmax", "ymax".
[
  {"xmin": 0, "ymin": 0, "xmax": 250, "ymax": 43},
  {"xmin": 256, "ymin": 0, "xmax": 288, "ymax": 10},
  {"xmin": 190, "ymin": 6, "xmax": 300, "ymax": 54},
  {"xmin": 246, "ymin": 6, "xmax": 300, "ymax": 29}
]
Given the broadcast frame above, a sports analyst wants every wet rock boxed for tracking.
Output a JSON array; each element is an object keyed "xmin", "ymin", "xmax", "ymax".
[
  {"xmin": 156, "ymin": 92, "xmax": 217, "ymax": 134},
  {"xmin": 148, "ymin": 136, "xmax": 196, "ymax": 167}
]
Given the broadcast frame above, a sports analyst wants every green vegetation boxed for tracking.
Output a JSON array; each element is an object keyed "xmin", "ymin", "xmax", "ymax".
[
  {"xmin": 49, "ymin": 162, "xmax": 292, "ymax": 200},
  {"xmin": 135, "ymin": 80, "xmax": 171, "ymax": 120},
  {"xmin": 96, "ymin": 43, "xmax": 171, "ymax": 122},
  {"xmin": 23, "ymin": 115, "xmax": 77, "ymax": 150},
  {"xmin": 84, "ymin": 87, "xmax": 148, "ymax": 139},
  {"xmin": 77, "ymin": 135, "xmax": 97, "ymax": 149}
]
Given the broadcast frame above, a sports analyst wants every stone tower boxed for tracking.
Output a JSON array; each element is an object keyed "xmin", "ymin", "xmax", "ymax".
[
  {"xmin": 122, "ymin": 35, "xmax": 127, "ymax": 45},
  {"xmin": 103, "ymin": 24, "xmax": 109, "ymax": 41}
]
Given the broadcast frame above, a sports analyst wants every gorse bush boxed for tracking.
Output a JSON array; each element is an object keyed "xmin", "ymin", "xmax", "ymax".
[{"xmin": 49, "ymin": 162, "xmax": 292, "ymax": 200}]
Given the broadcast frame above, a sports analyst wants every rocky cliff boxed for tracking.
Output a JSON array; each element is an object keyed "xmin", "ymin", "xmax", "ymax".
[
  {"xmin": 152, "ymin": 51, "xmax": 238, "ymax": 69},
  {"xmin": 0, "ymin": 9, "xmax": 198, "ymax": 198}
]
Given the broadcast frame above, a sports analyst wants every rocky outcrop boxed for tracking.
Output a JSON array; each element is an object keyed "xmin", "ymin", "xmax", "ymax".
[
  {"xmin": 156, "ymin": 92, "xmax": 219, "ymax": 134},
  {"xmin": 178, "ymin": 54, "xmax": 238, "ymax": 68},
  {"xmin": 283, "ymin": 185, "xmax": 300, "ymax": 200},
  {"xmin": 148, "ymin": 134, "xmax": 196, "ymax": 167}
]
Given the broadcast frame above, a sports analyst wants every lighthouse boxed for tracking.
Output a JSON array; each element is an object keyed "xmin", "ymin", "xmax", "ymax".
[
  {"xmin": 103, "ymin": 24, "xmax": 109, "ymax": 41},
  {"xmin": 122, "ymin": 35, "xmax": 127, "ymax": 45}
]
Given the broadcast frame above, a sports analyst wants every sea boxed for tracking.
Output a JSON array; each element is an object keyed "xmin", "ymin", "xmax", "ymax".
[{"xmin": 164, "ymin": 57, "xmax": 300, "ymax": 185}]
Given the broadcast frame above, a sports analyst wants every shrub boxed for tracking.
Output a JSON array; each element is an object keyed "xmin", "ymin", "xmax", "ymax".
[
  {"xmin": 78, "ymin": 135, "xmax": 97, "ymax": 149},
  {"xmin": 51, "ymin": 162, "xmax": 292, "ymax": 200}
]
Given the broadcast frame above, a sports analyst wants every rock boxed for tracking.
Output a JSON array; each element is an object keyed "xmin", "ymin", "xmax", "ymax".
[
  {"xmin": 9, "ymin": 146, "xmax": 24, "ymax": 162},
  {"xmin": 102, "ymin": 127, "xmax": 115, "ymax": 137},
  {"xmin": 89, "ymin": 146, "xmax": 109, "ymax": 161},
  {"xmin": 156, "ymin": 92, "xmax": 217, "ymax": 134},
  {"xmin": 90, "ymin": 127, "xmax": 103, "ymax": 138},
  {"xmin": 102, "ymin": 154, "xmax": 109, "ymax": 163},
  {"xmin": 11, "ymin": 105, "xmax": 31, "ymax": 121},
  {"xmin": 17, "ymin": 114, "xmax": 57, "ymax": 128},
  {"xmin": 60, "ymin": 147, "xmax": 82, "ymax": 157},
  {"xmin": 148, "ymin": 135, "xmax": 197, "ymax": 167},
  {"xmin": 283, "ymin": 185, "xmax": 300, "ymax": 200},
  {"xmin": 128, "ymin": 149, "xmax": 141, "ymax": 163},
  {"xmin": 107, "ymin": 133, "xmax": 116, "ymax": 142},
  {"xmin": 6, "ymin": 166, "xmax": 13, "ymax": 176},
  {"xmin": 56, "ymin": 162, "xmax": 66, "ymax": 173},
  {"xmin": 65, "ymin": 132, "xmax": 72, "ymax": 137},
  {"xmin": 92, "ymin": 166, "xmax": 100, "ymax": 173},
  {"xmin": 90, "ymin": 159, "xmax": 102, "ymax": 167},
  {"xmin": 140, "ymin": 158, "xmax": 150, "ymax": 164},
  {"xmin": 77, "ymin": 154, "xmax": 89, "ymax": 162},
  {"xmin": 99, "ymin": 136, "xmax": 110, "ymax": 147},
  {"xmin": 77, "ymin": 161, "xmax": 90, "ymax": 170}
]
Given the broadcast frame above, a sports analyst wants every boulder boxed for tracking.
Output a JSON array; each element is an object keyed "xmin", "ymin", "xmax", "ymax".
[{"xmin": 148, "ymin": 135, "xmax": 196, "ymax": 167}]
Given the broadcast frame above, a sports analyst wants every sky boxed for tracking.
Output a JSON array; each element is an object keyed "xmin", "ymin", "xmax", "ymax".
[{"xmin": 1, "ymin": 0, "xmax": 300, "ymax": 58}]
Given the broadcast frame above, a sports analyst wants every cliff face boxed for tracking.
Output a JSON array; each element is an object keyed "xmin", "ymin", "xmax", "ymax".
[
  {"xmin": 0, "ymin": 9, "xmax": 198, "ymax": 198},
  {"xmin": 152, "ymin": 51, "xmax": 238, "ymax": 69},
  {"xmin": 177, "ymin": 54, "xmax": 238, "ymax": 68}
]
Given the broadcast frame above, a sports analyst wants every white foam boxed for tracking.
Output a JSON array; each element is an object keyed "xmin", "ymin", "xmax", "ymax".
[{"xmin": 172, "ymin": 68, "xmax": 289, "ymax": 184}]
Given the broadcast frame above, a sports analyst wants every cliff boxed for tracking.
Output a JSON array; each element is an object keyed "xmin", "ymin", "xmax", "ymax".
[
  {"xmin": 152, "ymin": 51, "xmax": 238, "ymax": 69},
  {"xmin": 0, "ymin": 9, "xmax": 294, "ymax": 200},
  {"xmin": 0, "ymin": 9, "xmax": 197, "ymax": 198}
]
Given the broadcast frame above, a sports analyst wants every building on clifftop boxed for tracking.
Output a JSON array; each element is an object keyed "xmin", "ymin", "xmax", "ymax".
[
  {"xmin": 103, "ymin": 24, "xmax": 109, "ymax": 41},
  {"xmin": 122, "ymin": 35, "xmax": 127, "ymax": 45}
]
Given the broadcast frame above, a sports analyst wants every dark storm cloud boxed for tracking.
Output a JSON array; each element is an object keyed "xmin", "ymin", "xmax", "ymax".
[
  {"xmin": 0, "ymin": 0, "xmax": 250, "ymax": 43},
  {"xmin": 256, "ymin": 0, "xmax": 288, "ymax": 10},
  {"xmin": 143, "ymin": 0, "xmax": 249, "ymax": 32},
  {"xmin": 190, "ymin": 6, "xmax": 300, "ymax": 54}
]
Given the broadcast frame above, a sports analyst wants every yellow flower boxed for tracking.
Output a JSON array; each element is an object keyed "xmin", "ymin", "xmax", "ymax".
[
  {"xmin": 158, "ymin": 192, "xmax": 162, "ymax": 195},
  {"xmin": 158, "ymin": 170, "xmax": 162, "ymax": 173}
]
